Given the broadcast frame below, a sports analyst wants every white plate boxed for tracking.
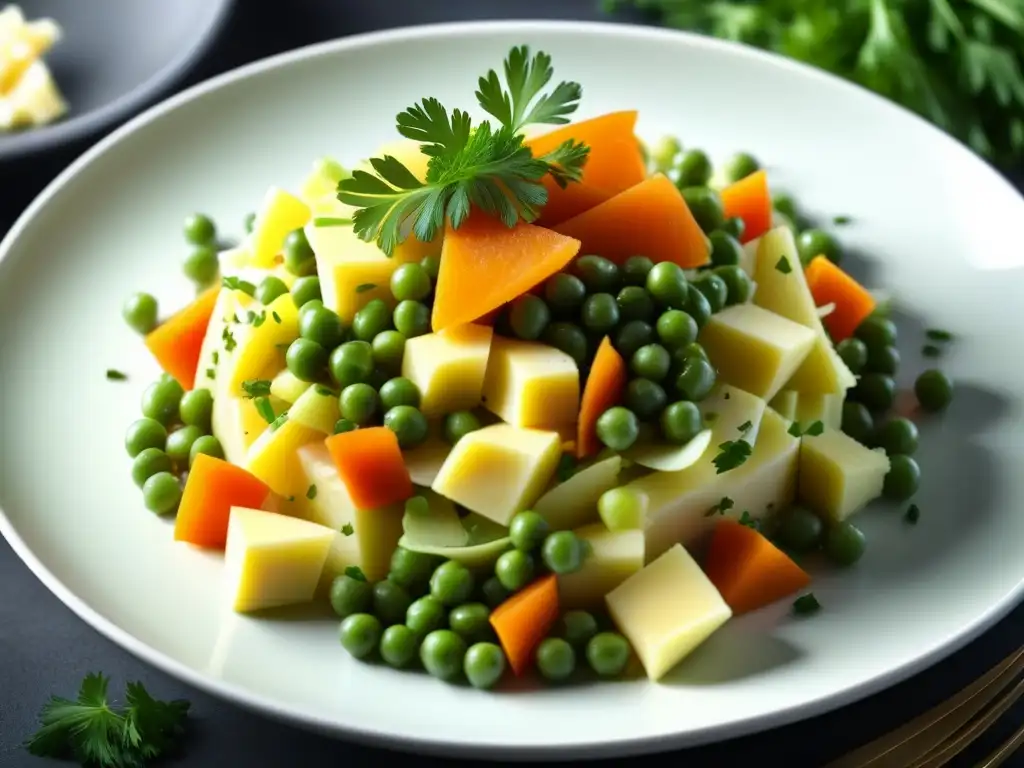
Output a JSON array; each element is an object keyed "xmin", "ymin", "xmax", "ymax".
[{"xmin": 1, "ymin": 20, "xmax": 1023, "ymax": 760}]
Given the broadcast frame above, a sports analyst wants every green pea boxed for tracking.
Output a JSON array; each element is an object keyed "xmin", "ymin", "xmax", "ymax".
[
  {"xmin": 389, "ymin": 547, "xmax": 439, "ymax": 593},
  {"xmin": 841, "ymin": 402, "xmax": 874, "ymax": 444},
  {"xmin": 681, "ymin": 187, "xmax": 724, "ymax": 233},
  {"xmin": 177, "ymin": 389, "xmax": 213, "ymax": 432},
  {"xmin": 660, "ymin": 400, "xmax": 703, "ymax": 444},
  {"xmin": 141, "ymin": 378, "xmax": 184, "ymax": 426},
  {"xmin": 329, "ymin": 341, "xmax": 374, "ymax": 387},
  {"xmin": 509, "ymin": 295, "xmax": 551, "ymax": 340},
  {"xmin": 541, "ymin": 531, "xmax": 584, "ymax": 575},
  {"xmin": 165, "ymin": 426, "xmax": 203, "ymax": 464},
  {"xmin": 131, "ymin": 448, "xmax": 172, "ymax": 488},
  {"xmin": 625, "ymin": 378, "xmax": 668, "ymax": 421},
  {"xmin": 243, "ymin": 211, "xmax": 256, "ymax": 233},
  {"xmin": 464, "ymin": 642, "xmax": 506, "ymax": 690},
  {"xmin": 125, "ymin": 418, "xmax": 167, "ymax": 458},
  {"xmin": 287, "ymin": 338, "xmax": 328, "ymax": 382},
  {"xmin": 383, "ymin": 405, "xmax": 429, "ymax": 448},
  {"xmin": 298, "ymin": 305, "xmax": 343, "ymax": 349},
  {"xmin": 372, "ymin": 579, "xmax": 413, "ymax": 626},
  {"xmin": 253, "ymin": 277, "xmax": 289, "ymax": 308},
  {"xmin": 775, "ymin": 506, "xmax": 823, "ymax": 552},
  {"xmin": 855, "ymin": 318, "xmax": 898, "ymax": 354},
  {"xmin": 672, "ymin": 342, "xmax": 709, "ymax": 369},
  {"xmin": 481, "ymin": 576, "xmax": 511, "ymax": 609},
  {"xmin": 430, "ymin": 560, "xmax": 475, "ymax": 607},
  {"xmin": 719, "ymin": 217, "xmax": 746, "ymax": 241},
  {"xmin": 646, "ymin": 262, "xmax": 689, "ymax": 308},
  {"xmin": 866, "ymin": 345, "xmax": 900, "ymax": 376},
  {"xmin": 339, "ymin": 613, "xmax": 382, "ymax": 659},
  {"xmin": 824, "ymin": 522, "xmax": 866, "ymax": 567},
  {"xmin": 884, "ymin": 455, "xmax": 920, "ymax": 501},
  {"xmin": 656, "ymin": 309, "xmax": 698, "ymax": 350},
  {"xmin": 183, "ymin": 213, "xmax": 216, "ymax": 245},
  {"xmin": 495, "ymin": 550, "xmax": 535, "ymax": 592},
  {"xmin": 509, "ymin": 511, "xmax": 550, "ymax": 553},
  {"xmin": 692, "ymin": 273, "xmax": 728, "ymax": 313},
  {"xmin": 629, "ymin": 344, "xmax": 669, "ymax": 382},
  {"xmin": 649, "ymin": 135, "xmax": 682, "ymax": 173},
  {"xmin": 189, "ymin": 435, "xmax": 223, "ymax": 466},
  {"xmin": 596, "ymin": 406, "xmax": 640, "ymax": 451},
  {"xmin": 183, "ymin": 246, "xmax": 219, "ymax": 287},
  {"xmin": 393, "ymin": 300, "xmax": 430, "ymax": 338},
  {"xmin": 449, "ymin": 603, "xmax": 492, "ymax": 643},
  {"xmin": 544, "ymin": 273, "xmax": 587, "ymax": 315},
  {"xmin": 685, "ymin": 284, "xmax": 713, "ymax": 328},
  {"xmin": 283, "ymin": 228, "xmax": 316, "ymax": 276},
  {"xmin": 379, "ymin": 624, "xmax": 418, "ymax": 668},
  {"xmin": 291, "ymin": 276, "xmax": 322, "ymax": 308},
  {"xmin": 574, "ymin": 255, "xmax": 620, "ymax": 293},
  {"xmin": 338, "ymin": 383, "xmax": 378, "ymax": 425},
  {"xmin": 376, "ymin": 378, "xmax": 417, "ymax": 411},
  {"xmin": 723, "ymin": 152, "xmax": 760, "ymax": 183},
  {"xmin": 773, "ymin": 193, "xmax": 799, "ymax": 223},
  {"xmin": 443, "ymin": 411, "xmax": 482, "ymax": 444},
  {"xmin": 420, "ymin": 630, "xmax": 467, "ymax": 681},
  {"xmin": 542, "ymin": 322, "xmax": 589, "ymax": 367},
  {"xmin": 708, "ymin": 231, "xmax": 744, "ymax": 267},
  {"xmin": 915, "ymin": 369, "xmax": 953, "ymax": 412},
  {"xmin": 142, "ymin": 472, "xmax": 181, "ymax": 516},
  {"xmin": 420, "ymin": 254, "xmax": 441, "ymax": 280},
  {"xmin": 586, "ymin": 632, "xmax": 631, "ymax": 677},
  {"xmin": 874, "ymin": 417, "xmax": 919, "ymax": 456},
  {"xmin": 622, "ymin": 255, "xmax": 654, "ymax": 286},
  {"xmin": 350, "ymin": 298, "xmax": 389, "ymax": 342},
  {"xmin": 616, "ymin": 286, "xmax": 656, "ymax": 323},
  {"xmin": 536, "ymin": 637, "xmax": 576, "ymax": 682},
  {"xmin": 406, "ymin": 595, "xmax": 446, "ymax": 637},
  {"xmin": 581, "ymin": 293, "xmax": 620, "ymax": 334},
  {"xmin": 614, "ymin": 320, "xmax": 655, "ymax": 360},
  {"xmin": 836, "ymin": 338, "xmax": 868, "ymax": 375},
  {"xmin": 676, "ymin": 149, "xmax": 712, "ymax": 187},
  {"xmin": 390, "ymin": 263, "xmax": 432, "ymax": 302},
  {"xmin": 122, "ymin": 292, "xmax": 159, "ymax": 335},
  {"xmin": 797, "ymin": 228, "xmax": 842, "ymax": 265},
  {"xmin": 329, "ymin": 574, "xmax": 373, "ymax": 618},
  {"xmin": 852, "ymin": 373, "xmax": 895, "ymax": 413},
  {"xmin": 714, "ymin": 265, "xmax": 754, "ymax": 306},
  {"xmin": 675, "ymin": 356, "xmax": 717, "ymax": 401},
  {"xmin": 371, "ymin": 330, "xmax": 406, "ymax": 371},
  {"xmin": 559, "ymin": 610, "xmax": 599, "ymax": 648}
]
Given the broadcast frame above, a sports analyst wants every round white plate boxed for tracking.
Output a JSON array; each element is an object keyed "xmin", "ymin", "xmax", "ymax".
[{"xmin": 1, "ymin": 20, "xmax": 1023, "ymax": 760}]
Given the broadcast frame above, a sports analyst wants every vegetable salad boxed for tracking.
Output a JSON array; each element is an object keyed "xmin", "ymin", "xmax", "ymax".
[{"xmin": 120, "ymin": 46, "xmax": 953, "ymax": 688}]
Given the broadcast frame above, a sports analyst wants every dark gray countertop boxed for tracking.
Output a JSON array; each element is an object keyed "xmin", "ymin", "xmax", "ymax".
[{"xmin": 2, "ymin": 2, "xmax": 1023, "ymax": 766}]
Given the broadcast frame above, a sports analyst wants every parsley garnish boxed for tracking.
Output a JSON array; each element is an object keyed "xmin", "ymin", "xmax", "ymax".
[
  {"xmin": 703, "ymin": 411, "xmax": 719, "ymax": 423},
  {"xmin": 313, "ymin": 217, "xmax": 353, "ymax": 227},
  {"xmin": 272, "ymin": 311, "xmax": 281, "ymax": 324},
  {"xmin": 222, "ymin": 276, "xmax": 256, "ymax": 297},
  {"xmin": 344, "ymin": 565, "xmax": 365, "ymax": 580},
  {"xmin": 793, "ymin": 593, "xmax": 821, "ymax": 616},
  {"xmin": 724, "ymin": 391, "xmax": 731, "ymax": 400},
  {"xmin": 704, "ymin": 496, "xmax": 734, "ymax": 517},
  {"xmin": 737, "ymin": 420, "xmax": 752, "ymax": 433},
  {"xmin": 206, "ymin": 368, "xmax": 216, "ymax": 380},
  {"xmin": 833, "ymin": 215, "xmax": 852, "ymax": 225},
  {"xmin": 905, "ymin": 503, "xmax": 920, "ymax": 524},
  {"xmin": 337, "ymin": 46, "xmax": 589, "ymax": 255},
  {"xmin": 926, "ymin": 328, "xmax": 954, "ymax": 342},
  {"xmin": 307, "ymin": 484, "xmax": 318, "ymax": 500},
  {"xmin": 241, "ymin": 379, "xmax": 272, "ymax": 398},
  {"xmin": 788, "ymin": 420, "xmax": 824, "ymax": 438},
  {"xmin": 922, "ymin": 344, "xmax": 942, "ymax": 358},
  {"xmin": 254, "ymin": 397, "xmax": 275, "ymax": 425},
  {"xmin": 738, "ymin": 511, "xmax": 760, "ymax": 529},
  {"xmin": 341, "ymin": 523, "xmax": 355, "ymax": 537},
  {"xmin": 221, "ymin": 327, "xmax": 237, "ymax": 352},
  {"xmin": 556, "ymin": 453, "xmax": 578, "ymax": 483},
  {"xmin": 25, "ymin": 673, "xmax": 189, "ymax": 767},
  {"xmin": 105, "ymin": 369, "xmax": 127, "ymax": 381},
  {"xmin": 355, "ymin": 283, "xmax": 377, "ymax": 293},
  {"xmin": 775, "ymin": 255, "xmax": 792, "ymax": 274},
  {"xmin": 251, "ymin": 311, "xmax": 267, "ymax": 328},
  {"xmin": 713, "ymin": 439, "xmax": 752, "ymax": 474},
  {"xmin": 212, "ymin": 351, "xmax": 219, "ymax": 365}
]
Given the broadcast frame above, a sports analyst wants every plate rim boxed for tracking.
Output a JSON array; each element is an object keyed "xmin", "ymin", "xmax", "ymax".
[{"xmin": 1, "ymin": 18, "xmax": 1022, "ymax": 759}]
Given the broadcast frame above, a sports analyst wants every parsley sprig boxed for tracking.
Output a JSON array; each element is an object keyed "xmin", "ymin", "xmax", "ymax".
[{"xmin": 338, "ymin": 46, "xmax": 590, "ymax": 255}]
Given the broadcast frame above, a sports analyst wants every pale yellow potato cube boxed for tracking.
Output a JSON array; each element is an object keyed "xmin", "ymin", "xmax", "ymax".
[
  {"xmin": 308, "ymin": 224, "xmax": 400, "ymax": 322},
  {"xmin": 298, "ymin": 157, "xmax": 347, "ymax": 204},
  {"xmin": 195, "ymin": 287, "xmax": 244, "ymax": 395},
  {"xmin": 222, "ymin": 293, "xmax": 300, "ymax": 397},
  {"xmin": 606, "ymin": 544, "xmax": 732, "ymax": 681},
  {"xmin": 245, "ymin": 413, "xmax": 324, "ymax": 512},
  {"xmin": 559, "ymin": 523, "xmax": 644, "ymax": 610},
  {"xmin": 533, "ymin": 454, "xmax": 622, "ymax": 531},
  {"xmin": 699, "ymin": 303, "xmax": 816, "ymax": 401},
  {"xmin": 270, "ymin": 369, "xmax": 312, "ymax": 404},
  {"xmin": 481, "ymin": 336, "xmax": 580, "ymax": 429},
  {"xmin": 211, "ymin": 394, "xmax": 287, "ymax": 466},
  {"xmin": 287, "ymin": 385, "xmax": 340, "ymax": 434},
  {"xmin": 794, "ymin": 391, "xmax": 844, "ymax": 430},
  {"xmin": 432, "ymin": 423, "xmax": 562, "ymax": 525},
  {"xmin": 224, "ymin": 506, "xmax": 335, "ymax": 613},
  {"xmin": 402, "ymin": 325, "xmax": 494, "ymax": 417},
  {"xmin": 799, "ymin": 428, "xmax": 890, "ymax": 522},
  {"xmin": 769, "ymin": 390, "xmax": 799, "ymax": 421},
  {"xmin": 251, "ymin": 187, "xmax": 310, "ymax": 267}
]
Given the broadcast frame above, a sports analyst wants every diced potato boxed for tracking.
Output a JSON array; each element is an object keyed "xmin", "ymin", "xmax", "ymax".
[
  {"xmin": 799, "ymin": 428, "xmax": 890, "ymax": 522},
  {"xmin": 533, "ymin": 454, "xmax": 622, "ymax": 531},
  {"xmin": 402, "ymin": 325, "xmax": 494, "ymax": 417},
  {"xmin": 701, "ymin": 383, "xmax": 768, "ymax": 448},
  {"xmin": 432, "ymin": 423, "xmax": 562, "ymax": 525},
  {"xmin": 298, "ymin": 157, "xmax": 347, "ymax": 204},
  {"xmin": 251, "ymin": 187, "xmax": 310, "ymax": 267},
  {"xmin": 296, "ymin": 443, "xmax": 404, "ymax": 583},
  {"xmin": 481, "ymin": 337, "xmax": 580, "ymax": 429},
  {"xmin": 224, "ymin": 506, "xmax": 335, "ymax": 613},
  {"xmin": 221, "ymin": 293, "xmax": 301, "ymax": 397},
  {"xmin": 270, "ymin": 369, "xmax": 312, "ymax": 404},
  {"xmin": 212, "ymin": 394, "xmax": 287, "ymax": 466},
  {"xmin": 403, "ymin": 489, "xmax": 468, "ymax": 547},
  {"xmin": 794, "ymin": 391, "xmax": 844, "ymax": 430},
  {"xmin": 219, "ymin": 249, "xmax": 294, "ymax": 288},
  {"xmin": 307, "ymin": 223, "xmax": 400, "ymax": 322},
  {"xmin": 287, "ymin": 385, "xmax": 340, "ymax": 434},
  {"xmin": 699, "ymin": 303, "xmax": 816, "ymax": 402},
  {"xmin": 195, "ymin": 288, "xmax": 245, "ymax": 395},
  {"xmin": 402, "ymin": 423, "xmax": 453, "ymax": 487},
  {"xmin": 623, "ymin": 429, "xmax": 712, "ymax": 472},
  {"xmin": 740, "ymin": 236, "xmax": 760, "ymax": 278},
  {"xmin": 559, "ymin": 523, "xmax": 644, "ymax": 610},
  {"xmin": 356, "ymin": 138, "xmax": 430, "ymax": 183},
  {"xmin": 769, "ymin": 390, "xmax": 799, "ymax": 421},
  {"xmin": 605, "ymin": 544, "xmax": 732, "ymax": 681}
]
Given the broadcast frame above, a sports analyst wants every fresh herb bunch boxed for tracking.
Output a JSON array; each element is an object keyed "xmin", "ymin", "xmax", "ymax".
[
  {"xmin": 338, "ymin": 46, "xmax": 590, "ymax": 255},
  {"xmin": 604, "ymin": 0, "xmax": 1024, "ymax": 165}
]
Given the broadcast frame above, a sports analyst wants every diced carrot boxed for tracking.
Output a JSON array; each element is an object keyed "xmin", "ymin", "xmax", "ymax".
[
  {"xmin": 489, "ymin": 574, "xmax": 560, "ymax": 676},
  {"xmin": 144, "ymin": 287, "xmax": 220, "ymax": 390},
  {"xmin": 576, "ymin": 336, "xmax": 627, "ymax": 458},
  {"xmin": 174, "ymin": 454, "xmax": 276, "ymax": 549},
  {"xmin": 554, "ymin": 174, "xmax": 710, "ymax": 268},
  {"xmin": 720, "ymin": 169, "xmax": 773, "ymax": 244},
  {"xmin": 525, "ymin": 110, "xmax": 647, "ymax": 226},
  {"xmin": 432, "ymin": 215, "xmax": 581, "ymax": 332},
  {"xmin": 804, "ymin": 256, "xmax": 877, "ymax": 342},
  {"xmin": 703, "ymin": 520, "xmax": 811, "ymax": 615},
  {"xmin": 324, "ymin": 427, "xmax": 413, "ymax": 510}
]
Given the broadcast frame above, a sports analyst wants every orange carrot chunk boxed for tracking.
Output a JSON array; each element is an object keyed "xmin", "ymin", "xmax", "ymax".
[
  {"xmin": 554, "ymin": 174, "xmax": 710, "ymax": 268},
  {"xmin": 144, "ymin": 287, "xmax": 220, "ymax": 390},
  {"xmin": 324, "ymin": 427, "xmax": 413, "ymax": 510},
  {"xmin": 703, "ymin": 519, "xmax": 811, "ymax": 615},
  {"xmin": 489, "ymin": 574, "xmax": 560, "ymax": 676},
  {"xmin": 576, "ymin": 336, "xmax": 628, "ymax": 458},
  {"xmin": 720, "ymin": 169, "xmax": 773, "ymax": 244},
  {"xmin": 431, "ymin": 215, "xmax": 581, "ymax": 332},
  {"xmin": 526, "ymin": 110, "xmax": 647, "ymax": 226},
  {"xmin": 174, "ymin": 454, "xmax": 277, "ymax": 549},
  {"xmin": 804, "ymin": 256, "xmax": 877, "ymax": 342}
]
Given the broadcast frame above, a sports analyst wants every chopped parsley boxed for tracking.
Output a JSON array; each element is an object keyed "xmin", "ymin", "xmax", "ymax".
[
  {"xmin": 212, "ymin": 351, "xmax": 219, "ymax": 365},
  {"xmin": 922, "ymin": 344, "xmax": 942, "ymax": 358},
  {"xmin": 344, "ymin": 565, "xmax": 366, "ymax": 580},
  {"xmin": 905, "ymin": 503, "xmax": 920, "ymax": 524},
  {"xmin": 704, "ymin": 496, "xmax": 734, "ymax": 517},
  {"xmin": 556, "ymin": 453, "xmax": 578, "ymax": 483},
  {"xmin": 738, "ymin": 511, "xmax": 759, "ymax": 529},
  {"xmin": 341, "ymin": 523, "xmax": 355, "ymax": 537},
  {"xmin": 703, "ymin": 411, "xmax": 719, "ymax": 423},
  {"xmin": 355, "ymin": 283, "xmax": 377, "ymax": 293},
  {"xmin": 241, "ymin": 379, "xmax": 272, "ymax": 398},
  {"xmin": 793, "ymin": 593, "xmax": 821, "ymax": 615},
  {"xmin": 221, "ymin": 327, "xmax": 237, "ymax": 352},
  {"xmin": 713, "ymin": 439, "xmax": 752, "ymax": 474},
  {"xmin": 925, "ymin": 328, "xmax": 954, "ymax": 342},
  {"xmin": 250, "ymin": 310, "xmax": 267, "ymax": 328},
  {"xmin": 272, "ymin": 311, "xmax": 282, "ymax": 324},
  {"xmin": 306, "ymin": 484, "xmax": 318, "ymax": 500},
  {"xmin": 254, "ymin": 396, "xmax": 276, "ymax": 424},
  {"xmin": 775, "ymin": 255, "xmax": 792, "ymax": 274},
  {"xmin": 222, "ymin": 276, "xmax": 256, "ymax": 297},
  {"xmin": 737, "ymin": 420, "xmax": 753, "ymax": 433},
  {"xmin": 206, "ymin": 368, "xmax": 216, "ymax": 380},
  {"xmin": 724, "ymin": 391, "xmax": 731, "ymax": 400},
  {"xmin": 105, "ymin": 369, "xmax": 127, "ymax": 381},
  {"xmin": 788, "ymin": 420, "xmax": 824, "ymax": 438},
  {"xmin": 833, "ymin": 215, "xmax": 852, "ymax": 225}
]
